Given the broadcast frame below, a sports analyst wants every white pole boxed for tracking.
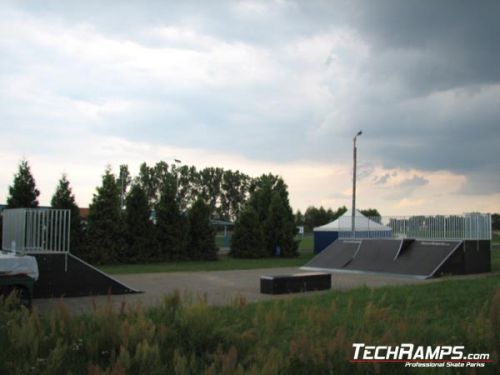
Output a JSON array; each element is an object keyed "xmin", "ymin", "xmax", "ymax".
[{"xmin": 352, "ymin": 131, "xmax": 362, "ymax": 237}]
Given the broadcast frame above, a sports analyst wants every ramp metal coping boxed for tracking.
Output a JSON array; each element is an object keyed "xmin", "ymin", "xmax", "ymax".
[
  {"xmin": 341, "ymin": 240, "xmax": 363, "ymax": 268},
  {"xmin": 393, "ymin": 239, "xmax": 405, "ymax": 261}
]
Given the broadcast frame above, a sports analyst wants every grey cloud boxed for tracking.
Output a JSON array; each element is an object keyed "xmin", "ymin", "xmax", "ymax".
[
  {"xmin": 397, "ymin": 175, "xmax": 429, "ymax": 189},
  {"xmin": 383, "ymin": 175, "xmax": 429, "ymax": 200},
  {"xmin": 373, "ymin": 173, "xmax": 390, "ymax": 185},
  {"xmin": 2, "ymin": 0, "xmax": 500, "ymax": 199}
]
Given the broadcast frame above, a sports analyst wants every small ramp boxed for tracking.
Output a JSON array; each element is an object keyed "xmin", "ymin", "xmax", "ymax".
[
  {"xmin": 302, "ymin": 239, "xmax": 468, "ymax": 279},
  {"xmin": 385, "ymin": 240, "xmax": 461, "ymax": 277},
  {"xmin": 344, "ymin": 239, "xmax": 403, "ymax": 273},
  {"xmin": 32, "ymin": 253, "xmax": 141, "ymax": 298},
  {"xmin": 304, "ymin": 240, "xmax": 362, "ymax": 270}
]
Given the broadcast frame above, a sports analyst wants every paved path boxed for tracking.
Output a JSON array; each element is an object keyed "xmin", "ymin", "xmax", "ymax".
[{"xmin": 33, "ymin": 268, "xmax": 428, "ymax": 314}]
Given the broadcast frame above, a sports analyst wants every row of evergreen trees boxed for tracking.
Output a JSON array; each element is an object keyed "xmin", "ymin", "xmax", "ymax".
[
  {"xmin": 2, "ymin": 160, "xmax": 299, "ymax": 263},
  {"xmin": 86, "ymin": 168, "xmax": 218, "ymax": 264},
  {"xmin": 2, "ymin": 161, "xmax": 218, "ymax": 264}
]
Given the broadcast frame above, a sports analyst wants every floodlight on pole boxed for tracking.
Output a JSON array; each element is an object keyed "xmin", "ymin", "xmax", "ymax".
[{"xmin": 352, "ymin": 130, "xmax": 362, "ymax": 236}]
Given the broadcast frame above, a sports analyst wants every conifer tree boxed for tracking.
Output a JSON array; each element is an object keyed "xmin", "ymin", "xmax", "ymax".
[
  {"xmin": 156, "ymin": 175, "xmax": 188, "ymax": 260},
  {"xmin": 51, "ymin": 174, "xmax": 83, "ymax": 254},
  {"xmin": 263, "ymin": 191, "xmax": 298, "ymax": 257},
  {"xmin": 187, "ymin": 198, "xmax": 218, "ymax": 260},
  {"xmin": 124, "ymin": 183, "xmax": 156, "ymax": 262},
  {"xmin": 86, "ymin": 167, "xmax": 125, "ymax": 264},
  {"xmin": 7, "ymin": 159, "xmax": 40, "ymax": 208},
  {"xmin": 230, "ymin": 205, "xmax": 265, "ymax": 258}
]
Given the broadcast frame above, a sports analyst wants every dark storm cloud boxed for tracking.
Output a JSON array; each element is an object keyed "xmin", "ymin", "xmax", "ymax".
[
  {"xmin": 350, "ymin": 0, "xmax": 500, "ymax": 92},
  {"xmin": 2, "ymin": 0, "xmax": 499, "ymax": 197}
]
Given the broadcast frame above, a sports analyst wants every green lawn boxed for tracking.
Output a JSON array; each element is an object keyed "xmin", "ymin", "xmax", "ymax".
[
  {"xmin": 100, "ymin": 235, "xmax": 315, "ymax": 275},
  {"xmin": 100, "ymin": 252, "xmax": 315, "ymax": 275},
  {"xmin": 493, "ymin": 230, "xmax": 500, "ymax": 244},
  {"xmin": 298, "ymin": 233, "xmax": 314, "ymax": 252},
  {"xmin": 215, "ymin": 233, "xmax": 315, "ymax": 251},
  {"xmin": 492, "ymin": 246, "xmax": 500, "ymax": 272}
]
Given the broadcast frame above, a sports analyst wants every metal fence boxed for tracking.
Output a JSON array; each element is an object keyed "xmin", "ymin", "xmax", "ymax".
[
  {"xmin": 2, "ymin": 208, "xmax": 71, "ymax": 253},
  {"xmin": 337, "ymin": 213, "xmax": 492, "ymax": 240}
]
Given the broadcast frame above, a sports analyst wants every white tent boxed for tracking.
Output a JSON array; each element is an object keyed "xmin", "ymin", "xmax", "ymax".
[
  {"xmin": 313, "ymin": 210, "xmax": 391, "ymax": 253},
  {"xmin": 314, "ymin": 209, "xmax": 391, "ymax": 232}
]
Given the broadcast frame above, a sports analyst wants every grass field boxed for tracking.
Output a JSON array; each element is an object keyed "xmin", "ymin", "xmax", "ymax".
[
  {"xmin": 2, "ymin": 273, "xmax": 499, "ymax": 374},
  {"xmin": 492, "ymin": 245, "xmax": 500, "ymax": 272},
  {"xmin": 493, "ymin": 231, "xmax": 500, "ymax": 246},
  {"xmin": 100, "ymin": 252, "xmax": 315, "ymax": 275},
  {"xmin": 215, "ymin": 233, "xmax": 315, "ymax": 251},
  {"xmin": 100, "ymin": 235, "xmax": 315, "ymax": 275}
]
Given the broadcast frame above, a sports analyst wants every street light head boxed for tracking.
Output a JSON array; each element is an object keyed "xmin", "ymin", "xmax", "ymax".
[
  {"xmin": 174, "ymin": 159, "xmax": 181, "ymax": 163},
  {"xmin": 357, "ymin": 130, "xmax": 363, "ymax": 136}
]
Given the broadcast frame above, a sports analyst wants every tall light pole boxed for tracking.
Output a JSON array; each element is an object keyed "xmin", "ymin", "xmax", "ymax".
[{"xmin": 352, "ymin": 130, "xmax": 362, "ymax": 237}]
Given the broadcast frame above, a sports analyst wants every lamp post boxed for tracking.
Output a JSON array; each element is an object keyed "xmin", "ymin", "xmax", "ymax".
[{"xmin": 352, "ymin": 130, "xmax": 362, "ymax": 237}]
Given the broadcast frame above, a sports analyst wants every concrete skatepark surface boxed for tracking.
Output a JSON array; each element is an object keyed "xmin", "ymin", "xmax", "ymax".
[{"xmin": 33, "ymin": 267, "xmax": 429, "ymax": 314}]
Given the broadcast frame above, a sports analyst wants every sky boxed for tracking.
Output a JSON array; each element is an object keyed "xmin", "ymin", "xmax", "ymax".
[{"xmin": 1, "ymin": 0, "xmax": 499, "ymax": 215}]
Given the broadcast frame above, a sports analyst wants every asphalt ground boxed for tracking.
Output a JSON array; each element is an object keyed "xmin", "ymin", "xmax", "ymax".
[{"xmin": 32, "ymin": 267, "xmax": 428, "ymax": 314}]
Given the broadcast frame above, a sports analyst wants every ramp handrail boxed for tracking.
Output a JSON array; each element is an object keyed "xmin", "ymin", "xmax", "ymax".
[
  {"xmin": 337, "ymin": 213, "xmax": 492, "ymax": 240},
  {"xmin": 2, "ymin": 208, "xmax": 71, "ymax": 253}
]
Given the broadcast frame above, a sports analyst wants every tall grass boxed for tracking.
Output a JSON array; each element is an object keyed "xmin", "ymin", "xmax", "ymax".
[{"xmin": 1, "ymin": 276, "xmax": 499, "ymax": 374}]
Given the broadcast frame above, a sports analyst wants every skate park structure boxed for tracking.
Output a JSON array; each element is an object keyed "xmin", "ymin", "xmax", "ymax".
[
  {"xmin": 304, "ymin": 212, "xmax": 492, "ymax": 278},
  {"xmin": 1, "ymin": 208, "xmax": 139, "ymax": 297}
]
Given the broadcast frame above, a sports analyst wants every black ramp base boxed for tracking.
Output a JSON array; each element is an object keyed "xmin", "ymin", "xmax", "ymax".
[
  {"xmin": 260, "ymin": 273, "xmax": 331, "ymax": 294},
  {"xmin": 302, "ymin": 239, "xmax": 491, "ymax": 279},
  {"xmin": 32, "ymin": 253, "xmax": 140, "ymax": 298}
]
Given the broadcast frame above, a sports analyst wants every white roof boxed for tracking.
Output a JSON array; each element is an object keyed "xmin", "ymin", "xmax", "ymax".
[{"xmin": 314, "ymin": 209, "xmax": 391, "ymax": 232}]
